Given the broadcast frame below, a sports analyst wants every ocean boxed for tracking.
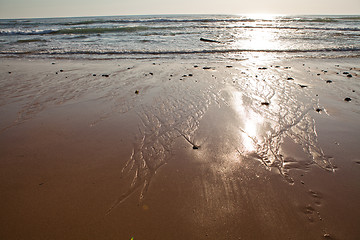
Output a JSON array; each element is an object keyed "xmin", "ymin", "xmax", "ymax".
[{"xmin": 0, "ymin": 14, "xmax": 360, "ymax": 60}]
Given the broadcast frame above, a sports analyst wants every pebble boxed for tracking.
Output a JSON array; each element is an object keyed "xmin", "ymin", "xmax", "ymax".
[
  {"xmin": 326, "ymin": 80, "xmax": 332, "ymax": 83},
  {"xmin": 261, "ymin": 102, "xmax": 270, "ymax": 106},
  {"xmin": 287, "ymin": 77, "xmax": 294, "ymax": 80},
  {"xmin": 102, "ymin": 74, "xmax": 109, "ymax": 77},
  {"xmin": 226, "ymin": 65, "xmax": 233, "ymax": 68},
  {"xmin": 344, "ymin": 97, "xmax": 352, "ymax": 102},
  {"xmin": 347, "ymin": 74, "xmax": 352, "ymax": 78},
  {"xmin": 323, "ymin": 233, "xmax": 331, "ymax": 238}
]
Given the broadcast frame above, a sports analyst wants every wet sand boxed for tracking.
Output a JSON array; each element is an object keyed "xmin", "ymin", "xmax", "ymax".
[{"xmin": 0, "ymin": 57, "xmax": 360, "ymax": 239}]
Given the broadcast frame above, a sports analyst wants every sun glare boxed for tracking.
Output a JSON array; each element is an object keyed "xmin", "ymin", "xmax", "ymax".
[{"xmin": 233, "ymin": 91, "xmax": 264, "ymax": 153}]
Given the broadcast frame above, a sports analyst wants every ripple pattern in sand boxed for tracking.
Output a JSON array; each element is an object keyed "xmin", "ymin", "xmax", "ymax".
[
  {"xmin": 107, "ymin": 78, "xmax": 220, "ymax": 213},
  {"xmin": 231, "ymin": 66, "xmax": 334, "ymax": 182}
]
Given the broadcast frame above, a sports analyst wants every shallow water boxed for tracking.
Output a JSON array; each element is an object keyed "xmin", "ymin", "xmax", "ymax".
[{"xmin": 1, "ymin": 14, "xmax": 360, "ymax": 60}]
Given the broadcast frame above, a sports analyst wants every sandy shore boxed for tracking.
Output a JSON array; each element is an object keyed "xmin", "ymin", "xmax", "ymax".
[{"xmin": 0, "ymin": 57, "xmax": 359, "ymax": 239}]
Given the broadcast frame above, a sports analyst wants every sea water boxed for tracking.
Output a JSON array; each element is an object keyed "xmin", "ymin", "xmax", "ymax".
[{"xmin": 0, "ymin": 14, "xmax": 359, "ymax": 60}]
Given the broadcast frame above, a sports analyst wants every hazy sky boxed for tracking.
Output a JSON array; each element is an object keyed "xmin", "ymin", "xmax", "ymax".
[{"xmin": 0, "ymin": 0, "xmax": 359, "ymax": 19}]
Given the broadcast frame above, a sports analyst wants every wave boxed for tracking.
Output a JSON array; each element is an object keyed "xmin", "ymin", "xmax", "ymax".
[
  {"xmin": 16, "ymin": 38, "xmax": 48, "ymax": 43},
  {"xmin": 1, "ymin": 15, "xmax": 359, "ymax": 28},
  {"xmin": 0, "ymin": 26, "xmax": 181, "ymax": 35},
  {"xmin": 2, "ymin": 24, "xmax": 359, "ymax": 37},
  {"xmin": 57, "ymin": 16, "xmax": 359, "ymax": 25},
  {"xmin": 334, "ymin": 16, "xmax": 360, "ymax": 20},
  {"xmin": 58, "ymin": 18, "xmax": 258, "ymax": 26},
  {"xmin": 2, "ymin": 46, "xmax": 359, "ymax": 56},
  {"xmin": 52, "ymin": 26, "xmax": 152, "ymax": 34},
  {"xmin": 289, "ymin": 18, "xmax": 338, "ymax": 23}
]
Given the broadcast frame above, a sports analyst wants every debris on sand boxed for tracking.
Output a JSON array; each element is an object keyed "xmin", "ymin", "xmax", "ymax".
[{"xmin": 200, "ymin": 37, "xmax": 221, "ymax": 43}]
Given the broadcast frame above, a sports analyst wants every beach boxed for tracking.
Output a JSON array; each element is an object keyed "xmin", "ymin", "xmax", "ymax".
[{"xmin": 0, "ymin": 57, "xmax": 359, "ymax": 239}]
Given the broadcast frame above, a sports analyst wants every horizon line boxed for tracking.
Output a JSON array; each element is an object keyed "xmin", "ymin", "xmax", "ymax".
[{"xmin": 1, "ymin": 13, "xmax": 360, "ymax": 20}]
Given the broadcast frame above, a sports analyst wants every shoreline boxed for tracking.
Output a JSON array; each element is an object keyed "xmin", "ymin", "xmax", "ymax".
[{"xmin": 1, "ymin": 57, "xmax": 359, "ymax": 239}]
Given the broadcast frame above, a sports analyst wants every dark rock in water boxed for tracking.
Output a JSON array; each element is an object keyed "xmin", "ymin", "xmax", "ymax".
[
  {"xmin": 317, "ymin": 73, "xmax": 321, "ymax": 76},
  {"xmin": 258, "ymin": 67, "xmax": 267, "ymax": 70},
  {"xmin": 347, "ymin": 74, "xmax": 352, "ymax": 78},
  {"xmin": 135, "ymin": 90, "xmax": 139, "ymax": 94},
  {"xmin": 127, "ymin": 67, "xmax": 131, "ymax": 69},
  {"xmin": 193, "ymin": 145, "xmax": 199, "ymax": 150},
  {"xmin": 335, "ymin": 64, "xmax": 339, "ymax": 67},
  {"xmin": 316, "ymin": 108, "xmax": 322, "ymax": 112},
  {"xmin": 261, "ymin": 102, "xmax": 270, "ymax": 106},
  {"xmin": 149, "ymin": 72, "xmax": 153, "ymax": 75},
  {"xmin": 52, "ymin": 62, "xmax": 56, "ymax": 65},
  {"xmin": 344, "ymin": 97, "xmax": 352, "ymax": 102},
  {"xmin": 203, "ymin": 67, "xmax": 212, "ymax": 70},
  {"xmin": 60, "ymin": 69, "xmax": 63, "ymax": 72},
  {"xmin": 326, "ymin": 80, "xmax": 332, "ymax": 83},
  {"xmin": 194, "ymin": 65, "xmax": 198, "ymax": 68},
  {"xmin": 8, "ymin": 72, "xmax": 11, "ymax": 74},
  {"xmin": 182, "ymin": 75, "xmax": 187, "ymax": 77},
  {"xmin": 299, "ymin": 84, "xmax": 307, "ymax": 88},
  {"xmin": 102, "ymin": 74, "xmax": 110, "ymax": 77},
  {"xmin": 56, "ymin": 72, "xmax": 58, "ymax": 74},
  {"xmin": 353, "ymin": 90, "xmax": 356, "ymax": 92},
  {"xmin": 226, "ymin": 66, "xmax": 233, "ymax": 68},
  {"xmin": 275, "ymin": 66, "xmax": 280, "ymax": 68},
  {"xmin": 189, "ymin": 74, "xmax": 193, "ymax": 77},
  {"xmin": 284, "ymin": 67, "xmax": 291, "ymax": 69},
  {"xmin": 287, "ymin": 77, "xmax": 294, "ymax": 80},
  {"xmin": 153, "ymin": 63, "xmax": 156, "ymax": 65},
  {"xmin": 200, "ymin": 37, "xmax": 221, "ymax": 43},
  {"xmin": 93, "ymin": 74, "xmax": 96, "ymax": 76},
  {"xmin": 343, "ymin": 72, "xmax": 349, "ymax": 74}
]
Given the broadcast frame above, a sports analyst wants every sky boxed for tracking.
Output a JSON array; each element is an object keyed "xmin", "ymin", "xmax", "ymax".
[{"xmin": 0, "ymin": 0, "xmax": 359, "ymax": 19}]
